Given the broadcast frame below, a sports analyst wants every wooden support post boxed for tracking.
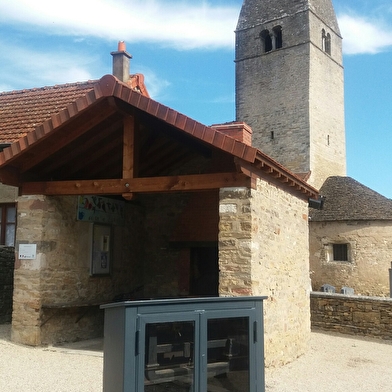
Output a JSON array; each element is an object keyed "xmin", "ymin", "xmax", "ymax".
[{"xmin": 122, "ymin": 116, "xmax": 137, "ymax": 200}]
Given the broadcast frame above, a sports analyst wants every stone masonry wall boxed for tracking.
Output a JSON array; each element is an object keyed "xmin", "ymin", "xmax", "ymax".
[
  {"xmin": 12, "ymin": 191, "xmax": 217, "ymax": 345},
  {"xmin": 311, "ymin": 292, "xmax": 392, "ymax": 340},
  {"xmin": 308, "ymin": 20, "xmax": 346, "ymax": 189},
  {"xmin": 236, "ymin": 31, "xmax": 311, "ymax": 175},
  {"xmin": 0, "ymin": 247, "xmax": 15, "ymax": 323},
  {"xmin": 12, "ymin": 195, "xmax": 145, "ymax": 345},
  {"xmin": 219, "ymin": 180, "xmax": 311, "ymax": 367},
  {"xmin": 309, "ymin": 220, "xmax": 392, "ymax": 297},
  {"xmin": 0, "ymin": 184, "xmax": 18, "ymax": 203},
  {"xmin": 236, "ymin": 2, "xmax": 346, "ymax": 190}
]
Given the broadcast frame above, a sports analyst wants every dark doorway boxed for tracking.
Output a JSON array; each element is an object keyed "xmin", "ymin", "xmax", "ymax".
[
  {"xmin": 189, "ymin": 246, "xmax": 219, "ymax": 296},
  {"xmin": 0, "ymin": 247, "xmax": 15, "ymax": 323}
]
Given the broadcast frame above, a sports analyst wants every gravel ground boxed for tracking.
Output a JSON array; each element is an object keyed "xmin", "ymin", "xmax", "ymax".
[
  {"xmin": 1, "ymin": 323, "xmax": 392, "ymax": 392},
  {"xmin": 266, "ymin": 331, "xmax": 392, "ymax": 392}
]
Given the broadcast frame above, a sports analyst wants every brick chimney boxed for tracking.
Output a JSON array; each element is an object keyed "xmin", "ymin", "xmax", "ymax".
[
  {"xmin": 211, "ymin": 122, "xmax": 253, "ymax": 146},
  {"xmin": 111, "ymin": 41, "xmax": 132, "ymax": 83}
]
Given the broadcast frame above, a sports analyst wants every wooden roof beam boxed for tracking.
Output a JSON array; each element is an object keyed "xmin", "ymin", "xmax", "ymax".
[
  {"xmin": 19, "ymin": 172, "xmax": 252, "ymax": 196},
  {"xmin": 122, "ymin": 115, "xmax": 137, "ymax": 179},
  {"xmin": 0, "ymin": 167, "xmax": 20, "ymax": 188},
  {"xmin": 122, "ymin": 115, "xmax": 138, "ymax": 199}
]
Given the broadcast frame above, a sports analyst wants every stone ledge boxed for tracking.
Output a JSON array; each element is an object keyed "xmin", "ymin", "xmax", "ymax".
[{"xmin": 311, "ymin": 291, "xmax": 392, "ymax": 303}]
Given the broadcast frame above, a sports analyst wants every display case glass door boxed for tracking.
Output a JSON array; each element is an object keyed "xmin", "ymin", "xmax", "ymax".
[
  {"xmin": 137, "ymin": 310, "xmax": 257, "ymax": 392},
  {"xmin": 204, "ymin": 315, "xmax": 251, "ymax": 392},
  {"xmin": 200, "ymin": 310, "xmax": 256, "ymax": 392},
  {"xmin": 138, "ymin": 313, "xmax": 199, "ymax": 392}
]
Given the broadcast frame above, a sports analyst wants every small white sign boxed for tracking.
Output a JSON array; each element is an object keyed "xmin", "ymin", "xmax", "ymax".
[{"xmin": 18, "ymin": 244, "xmax": 37, "ymax": 260}]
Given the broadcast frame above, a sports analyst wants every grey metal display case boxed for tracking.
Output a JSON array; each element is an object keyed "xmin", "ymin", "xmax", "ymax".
[{"xmin": 101, "ymin": 296, "xmax": 266, "ymax": 392}]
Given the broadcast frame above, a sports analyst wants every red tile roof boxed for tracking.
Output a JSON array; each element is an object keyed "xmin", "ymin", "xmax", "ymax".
[
  {"xmin": 0, "ymin": 81, "xmax": 96, "ymax": 144},
  {"xmin": 0, "ymin": 74, "xmax": 318, "ymax": 199},
  {"xmin": 0, "ymin": 73, "xmax": 150, "ymax": 144}
]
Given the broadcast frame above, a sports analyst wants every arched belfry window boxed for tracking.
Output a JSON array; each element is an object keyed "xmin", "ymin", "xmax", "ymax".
[
  {"xmin": 325, "ymin": 33, "xmax": 331, "ymax": 55},
  {"xmin": 273, "ymin": 26, "xmax": 283, "ymax": 49},
  {"xmin": 322, "ymin": 29, "xmax": 331, "ymax": 55},
  {"xmin": 261, "ymin": 30, "xmax": 272, "ymax": 53},
  {"xmin": 261, "ymin": 27, "xmax": 282, "ymax": 53}
]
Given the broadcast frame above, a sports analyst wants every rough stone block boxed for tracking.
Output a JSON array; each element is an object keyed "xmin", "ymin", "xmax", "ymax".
[
  {"xmin": 320, "ymin": 284, "xmax": 336, "ymax": 293},
  {"xmin": 341, "ymin": 287, "xmax": 354, "ymax": 295}
]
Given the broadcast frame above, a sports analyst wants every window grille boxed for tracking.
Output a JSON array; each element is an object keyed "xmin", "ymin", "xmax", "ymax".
[{"xmin": 333, "ymin": 243, "xmax": 348, "ymax": 261}]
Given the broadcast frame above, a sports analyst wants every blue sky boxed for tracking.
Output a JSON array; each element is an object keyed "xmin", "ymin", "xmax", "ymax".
[{"xmin": 0, "ymin": 0, "xmax": 391, "ymax": 198}]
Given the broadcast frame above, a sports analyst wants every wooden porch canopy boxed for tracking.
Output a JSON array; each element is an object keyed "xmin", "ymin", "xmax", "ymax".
[{"xmin": 0, "ymin": 75, "xmax": 318, "ymax": 200}]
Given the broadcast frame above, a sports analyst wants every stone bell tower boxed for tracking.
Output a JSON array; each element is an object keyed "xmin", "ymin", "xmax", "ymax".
[{"xmin": 235, "ymin": 0, "xmax": 346, "ymax": 189}]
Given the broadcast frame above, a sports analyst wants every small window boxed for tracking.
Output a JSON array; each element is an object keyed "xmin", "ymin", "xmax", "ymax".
[
  {"xmin": 261, "ymin": 27, "xmax": 283, "ymax": 53},
  {"xmin": 325, "ymin": 33, "xmax": 331, "ymax": 55},
  {"xmin": 261, "ymin": 30, "xmax": 272, "ymax": 53},
  {"xmin": 273, "ymin": 26, "xmax": 283, "ymax": 49},
  {"xmin": 333, "ymin": 244, "xmax": 348, "ymax": 261},
  {"xmin": 322, "ymin": 29, "xmax": 331, "ymax": 55},
  {"xmin": 0, "ymin": 204, "xmax": 16, "ymax": 246}
]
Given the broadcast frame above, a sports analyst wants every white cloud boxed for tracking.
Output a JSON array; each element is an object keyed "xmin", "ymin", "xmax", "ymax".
[
  {"xmin": 0, "ymin": 43, "xmax": 96, "ymax": 87},
  {"xmin": 132, "ymin": 66, "xmax": 171, "ymax": 100},
  {"xmin": 0, "ymin": 84, "xmax": 14, "ymax": 93},
  {"xmin": 338, "ymin": 14, "xmax": 392, "ymax": 55},
  {"xmin": 0, "ymin": 36, "xmax": 172, "ymax": 98},
  {"xmin": 0, "ymin": 0, "xmax": 238, "ymax": 51}
]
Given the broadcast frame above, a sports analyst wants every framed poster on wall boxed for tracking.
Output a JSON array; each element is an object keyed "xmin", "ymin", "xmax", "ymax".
[{"xmin": 91, "ymin": 224, "xmax": 112, "ymax": 276}]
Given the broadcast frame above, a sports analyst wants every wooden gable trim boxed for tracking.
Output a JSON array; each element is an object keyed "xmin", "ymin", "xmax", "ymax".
[
  {"xmin": 235, "ymin": 157, "xmax": 318, "ymax": 200},
  {"xmin": 100, "ymin": 74, "xmax": 259, "ymax": 164}
]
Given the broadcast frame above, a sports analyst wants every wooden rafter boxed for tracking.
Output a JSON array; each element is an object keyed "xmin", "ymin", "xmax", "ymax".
[
  {"xmin": 34, "ymin": 118, "xmax": 123, "ymax": 178},
  {"xmin": 18, "ymin": 103, "xmax": 117, "ymax": 173}
]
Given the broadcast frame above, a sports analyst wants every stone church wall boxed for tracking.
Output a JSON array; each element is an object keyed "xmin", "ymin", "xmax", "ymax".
[
  {"xmin": 236, "ymin": 13, "xmax": 311, "ymax": 175},
  {"xmin": 236, "ymin": 2, "xmax": 346, "ymax": 190},
  {"xmin": 308, "ymin": 14, "xmax": 346, "ymax": 189},
  {"xmin": 219, "ymin": 180, "xmax": 311, "ymax": 367},
  {"xmin": 309, "ymin": 220, "xmax": 392, "ymax": 297}
]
